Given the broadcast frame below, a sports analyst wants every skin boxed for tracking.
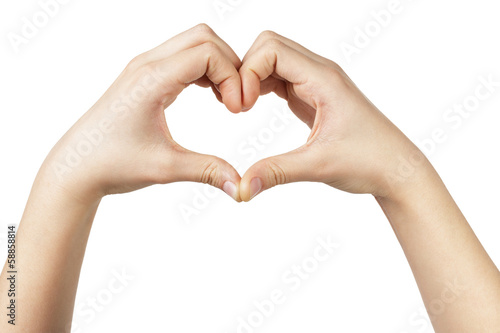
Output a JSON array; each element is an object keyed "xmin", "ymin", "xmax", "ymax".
[
  {"xmin": 1, "ymin": 24, "xmax": 499, "ymax": 332},
  {"xmin": 0, "ymin": 24, "xmax": 243, "ymax": 333},
  {"xmin": 237, "ymin": 31, "xmax": 500, "ymax": 331}
]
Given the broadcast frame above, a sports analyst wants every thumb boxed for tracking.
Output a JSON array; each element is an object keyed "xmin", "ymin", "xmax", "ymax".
[
  {"xmin": 173, "ymin": 148, "xmax": 242, "ymax": 202},
  {"xmin": 240, "ymin": 146, "xmax": 319, "ymax": 202}
]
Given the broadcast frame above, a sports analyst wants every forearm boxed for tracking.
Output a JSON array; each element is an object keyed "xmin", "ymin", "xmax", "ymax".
[
  {"xmin": 0, "ymin": 24, "xmax": 244, "ymax": 332},
  {"xmin": 0, "ymin": 165, "xmax": 100, "ymax": 332},
  {"xmin": 376, "ymin": 158, "xmax": 500, "ymax": 332}
]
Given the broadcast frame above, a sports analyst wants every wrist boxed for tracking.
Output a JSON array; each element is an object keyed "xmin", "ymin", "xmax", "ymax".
[
  {"xmin": 375, "ymin": 145, "xmax": 440, "ymax": 205},
  {"xmin": 36, "ymin": 159, "xmax": 105, "ymax": 207}
]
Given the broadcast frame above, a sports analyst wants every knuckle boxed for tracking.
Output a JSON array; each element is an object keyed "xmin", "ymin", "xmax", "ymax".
[
  {"xmin": 266, "ymin": 161, "xmax": 287, "ymax": 186},
  {"xmin": 258, "ymin": 30, "xmax": 278, "ymax": 41},
  {"xmin": 262, "ymin": 38, "xmax": 285, "ymax": 55},
  {"xmin": 138, "ymin": 61, "xmax": 156, "ymax": 75},
  {"xmin": 125, "ymin": 53, "xmax": 160, "ymax": 82},
  {"xmin": 321, "ymin": 66, "xmax": 347, "ymax": 89},
  {"xmin": 126, "ymin": 53, "xmax": 147, "ymax": 71},
  {"xmin": 130, "ymin": 63, "xmax": 159, "ymax": 88},
  {"xmin": 201, "ymin": 40, "xmax": 220, "ymax": 55},
  {"xmin": 193, "ymin": 23, "xmax": 215, "ymax": 37},
  {"xmin": 200, "ymin": 160, "xmax": 220, "ymax": 185},
  {"xmin": 263, "ymin": 37, "xmax": 284, "ymax": 50},
  {"xmin": 325, "ymin": 58, "xmax": 341, "ymax": 70},
  {"xmin": 325, "ymin": 66, "xmax": 343, "ymax": 80}
]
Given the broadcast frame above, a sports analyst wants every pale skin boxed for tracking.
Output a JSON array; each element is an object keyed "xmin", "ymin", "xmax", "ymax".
[{"xmin": 1, "ymin": 24, "xmax": 499, "ymax": 332}]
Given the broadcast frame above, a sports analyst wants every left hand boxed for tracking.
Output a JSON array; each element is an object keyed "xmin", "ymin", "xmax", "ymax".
[{"xmin": 41, "ymin": 24, "xmax": 244, "ymax": 204}]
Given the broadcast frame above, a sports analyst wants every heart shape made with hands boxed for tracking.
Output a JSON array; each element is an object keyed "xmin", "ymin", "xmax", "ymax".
[
  {"xmin": 80, "ymin": 24, "xmax": 397, "ymax": 205},
  {"xmin": 176, "ymin": 30, "xmax": 325, "ymax": 203},
  {"xmin": 132, "ymin": 25, "xmax": 392, "ymax": 203},
  {"xmin": 97, "ymin": 25, "xmax": 327, "ymax": 203}
]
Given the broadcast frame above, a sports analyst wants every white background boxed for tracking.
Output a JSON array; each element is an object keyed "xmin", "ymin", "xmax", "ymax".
[{"xmin": 1, "ymin": 0, "xmax": 500, "ymax": 332}]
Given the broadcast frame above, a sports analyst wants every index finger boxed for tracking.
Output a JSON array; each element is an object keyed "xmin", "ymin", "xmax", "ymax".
[
  {"xmin": 133, "ymin": 24, "xmax": 242, "ymax": 71},
  {"xmin": 239, "ymin": 38, "xmax": 325, "ymax": 110},
  {"xmin": 153, "ymin": 41, "xmax": 242, "ymax": 113}
]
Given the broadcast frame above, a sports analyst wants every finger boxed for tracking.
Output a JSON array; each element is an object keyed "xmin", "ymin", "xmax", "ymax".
[
  {"xmin": 242, "ymin": 30, "xmax": 333, "ymax": 68},
  {"xmin": 239, "ymin": 39, "xmax": 325, "ymax": 111},
  {"xmin": 190, "ymin": 76, "xmax": 223, "ymax": 103},
  {"xmin": 259, "ymin": 76, "xmax": 316, "ymax": 126},
  {"xmin": 259, "ymin": 76, "xmax": 288, "ymax": 99},
  {"xmin": 132, "ymin": 24, "xmax": 241, "ymax": 71},
  {"xmin": 211, "ymin": 84, "xmax": 223, "ymax": 103},
  {"xmin": 153, "ymin": 41, "xmax": 242, "ymax": 112},
  {"xmin": 239, "ymin": 145, "xmax": 321, "ymax": 202},
  {"xmin": 174, "ymin": 148, "xmax": 242, "ymax": 202},
  {"xmin": 192, "ymin": 75, "xmax": 213, "ymax": 88}
]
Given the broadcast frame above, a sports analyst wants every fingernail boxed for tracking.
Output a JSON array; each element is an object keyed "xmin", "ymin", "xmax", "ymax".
[
  {"xmin": 249, "ymin": 177, "xmax": 262, "ymax": 200},
  {"xmin": 222, "ymin": 181, "xmax": 238, "ymax": 201}
]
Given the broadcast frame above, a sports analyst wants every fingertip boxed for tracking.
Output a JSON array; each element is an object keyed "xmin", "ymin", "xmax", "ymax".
[
  {"xmin": 240, "ymin": 175, "xmax": 263, "ymax": 202},
  {"xmin": 219, "ymin": 76, "xmax": 242, "ymax": 113},
  {"xmin": 224, "ymin": 101, "xmax": 241, "ymax": 113},
  {"xmin": 219, "ymin": 161, "xmax": 242, "ymax": 202},
  {"xmin": 240, "ymin": 67, "xmax": 261, "ymax": 111},
  {"xmin": 222, "ymin": 180, "xmax": 242, "ymax": 202},
  {"xmin": 249, "ymin": 177, "xmax": 263, "ymax": 200},
  {"xmin": 224, "ymin": 100, "xmax": 242, "ymax": 113},
  {"xmin": 178, "ymin": 149, "xmax": 242, "ymax": 200},
  {"xmin": 239, "ymin": 178, "xmax": 251, "ymax": 202}
]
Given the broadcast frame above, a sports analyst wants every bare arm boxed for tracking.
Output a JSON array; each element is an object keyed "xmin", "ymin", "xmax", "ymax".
[
  {"xmin": 0, "ymin": 173, "xmax": 100, "ymax": 332},
  {"xmin": 376, "ymin": 158, "xmax": 500, "ymax": 332},
  {"xmin": 0, "ymin": 24, "xmax": 242, "ymax": 332},
  {"xmin": 238, "ymin": 30, "xmax": 500, "ymax": 331}
]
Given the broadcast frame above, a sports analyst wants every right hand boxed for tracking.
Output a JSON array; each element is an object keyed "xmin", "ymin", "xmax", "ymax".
[{"xmin": 238, "ymin": 31, "xmax": 427, "ymax": 201}]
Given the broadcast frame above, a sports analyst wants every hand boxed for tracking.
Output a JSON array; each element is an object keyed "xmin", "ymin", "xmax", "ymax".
[
  {"xmin": 42, "ymin": 24, "xmax": 243, "ymax": 203},
  {"xmin": 238, "ymin": 31, "xmax": 426, "ymax": 201}
]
